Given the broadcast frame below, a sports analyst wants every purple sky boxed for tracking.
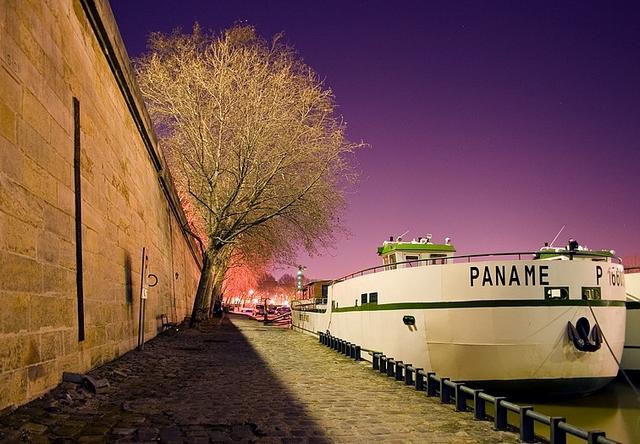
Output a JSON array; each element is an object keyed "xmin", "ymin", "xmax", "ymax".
[{"xmin": 111, "ymin": 1, "xmax": 640, "ymax": 279}]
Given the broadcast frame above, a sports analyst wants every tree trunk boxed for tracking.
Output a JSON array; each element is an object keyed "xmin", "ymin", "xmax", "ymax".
[
  {"xmin": 208, "ymin": 278, "xmax": 223, "ymax": 316},
  {"xmin": 189, "ymin": 250, "xmax": 215, "ymax": 327}
]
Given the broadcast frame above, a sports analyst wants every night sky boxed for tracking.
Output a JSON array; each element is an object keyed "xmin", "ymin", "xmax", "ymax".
[{"xmin": 111, "ymin": 1, "xmax": 640, "ymax": 279}]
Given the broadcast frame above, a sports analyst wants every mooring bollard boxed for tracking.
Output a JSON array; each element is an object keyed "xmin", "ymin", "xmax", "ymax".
[
  {"xmin": 549, "ymin": 417, "xmax": 567, "ymax": 444},
  {"xmin": 519, "ymin": 406, "xmax": 535, "ymax": 443},
  {"xmin": 473, "ymin": 390, "xmax": 486, "ymax": 420},
  {"xmin": 404, "ymin": 364, "xmax": 414, "ymax": 385},
  {"xmin": 493, "ymin": 397, "xmax": 508, "ymax": 430},
  {"xmin": 440, "ymin": 377, "xmax": 451, "ymax": 404},
  {"xmin": 415, "ymin": 368, "xmax": 425, "ymax": 391},
  {"xmin": 454, "ymin": 383, "xmax": 466, "ymax": 411},
  {"xmin": 426, "ymin": 372, "xmax": 437, "ymax": 397},
  {"xmin": 373, "ymin": 353, "xmax": 381, "ymax": 370},
  {"xmin": 587, "ymin": 430, "xmax": 606, "ymax": 444},
  {"xmin": 387, "ymin": 359, "xmax": 396, "ymax": 377},
  {"xmin": 380, "ymin": 355, "xmax": 387, "ymax": 373},
  {"xmin": 355, "ymin": 345, "xmax": 361, "ymax": 360},
  {"xmin": 395, "ymin": 361, "xmax": 404, "ymax": 381}
]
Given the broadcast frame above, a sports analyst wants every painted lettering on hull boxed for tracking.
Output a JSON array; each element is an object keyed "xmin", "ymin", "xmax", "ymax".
[
  {"xmin": 470, "ymin": 265, "xmax": 549, "ymax": 287},
  {"xmin": 595, "ymin": 265, "xmax": 624, "ymax": 287}
]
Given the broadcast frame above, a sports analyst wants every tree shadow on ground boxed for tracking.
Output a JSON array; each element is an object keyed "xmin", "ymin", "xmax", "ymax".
[{"xmin": 0, "ymin": 314, "xmax": 329, "ymax": 443}]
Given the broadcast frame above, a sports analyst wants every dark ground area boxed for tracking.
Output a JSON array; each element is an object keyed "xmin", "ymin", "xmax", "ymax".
[{"xmin": 0, "ymin": 315, "xmax": 519, "ymax": 443}]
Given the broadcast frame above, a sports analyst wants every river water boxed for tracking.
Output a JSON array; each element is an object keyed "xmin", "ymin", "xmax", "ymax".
[{"xmin": 521, "ymin": 378, "xmax": 640, "ymax": 443}]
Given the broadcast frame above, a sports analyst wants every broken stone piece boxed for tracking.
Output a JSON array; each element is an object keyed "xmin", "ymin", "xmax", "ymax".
[
  {"xmin": 62, "ymin": 372, "xmax": 85, "ymax": 384},
  {"xmin": 82, "ymin": 376, "xmax": 110, "ymax": 394}
]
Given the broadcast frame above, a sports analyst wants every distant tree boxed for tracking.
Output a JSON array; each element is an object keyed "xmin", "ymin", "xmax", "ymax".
[
  {"xmin": 135, "ymin": 25, "xmax": 362, "ymax": 324},
  {"xmin": 277, "ymin": 273, "xmax": 296, "ymax": 288}
]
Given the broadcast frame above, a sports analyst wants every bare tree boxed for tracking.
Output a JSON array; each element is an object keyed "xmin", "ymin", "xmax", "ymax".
[{"xmin": 135, "ymin": 25, "xmax": 362, "ymax": 324}]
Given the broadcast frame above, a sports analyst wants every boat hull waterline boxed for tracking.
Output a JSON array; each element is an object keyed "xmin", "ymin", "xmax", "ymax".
[{"xmin": 292, "ymin": 259, "xmax": 626, "ymax": 396}]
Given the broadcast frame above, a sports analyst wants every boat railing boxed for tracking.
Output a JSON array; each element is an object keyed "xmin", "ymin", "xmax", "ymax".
[
  {"xmin": 317, "ymin": 331, "xmax": 620, "ymax": 444},
  {"xmin": 332, "ymin": 250, "xmax": 622, "ymax": 284}
]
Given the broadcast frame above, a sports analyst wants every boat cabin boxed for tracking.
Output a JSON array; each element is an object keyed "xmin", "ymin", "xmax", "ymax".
[
  {"xmin": 377, "ymin": 235, "xmax": 456, "ymax": 269},
  {"xmin": 535, "ymin": 239, "xmax": 615, "ymax": 262},
  {"xmin": 301, "ymin": 280, "xmax": 332, "ymax": 303}
]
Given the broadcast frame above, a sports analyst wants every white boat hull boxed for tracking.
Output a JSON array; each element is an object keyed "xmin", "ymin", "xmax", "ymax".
[
  {"xmin": 622, "ymin": 272, "xmax": 640, "ymax": 372},
  {"xmin": 293, "ymin": 259, "xmax": 626, "ymax": 396}
]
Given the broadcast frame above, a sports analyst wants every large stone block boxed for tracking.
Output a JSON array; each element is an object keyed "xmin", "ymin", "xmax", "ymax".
[
  {"xmin": 30, "ymin": 294, "xmax": 74, "ymax": 330},
  {"xmin": 0, "ymin": 292, "xmax": 30, "ymax": 334},
  {"xmin": 22, "ymin": 89, "xmax": 49, "ymax": 141},
  {"xmin": 0, "ymin": 251, "xmax": 42, "ymax": 293},
  {"xmin": 56, "ymin": 351, "xmax": 80, "ymax": 375},
  {"xmin": 43, "ymin": 201, "xmax": 74, "ymax": 241},
  {"xmin": 49, "ymin": 119, "xmax": 72, "ymax": 164},
  {"xmin": 42, "ymin": 83, "xmax": 70, "ymax": 132},
  {"xmin": 0, "ymin": 333, "xmax": 40, "ymax": 372},
  {"xmin": 0, "ymin": 100, "xmax": 17, "ymax": 143},
  {"xmin": 5, "ymin": 4, "xmax": 45, "ymax": 75},
  {"xmin": 0, "ymin": 134, "xmax": 25, "ymax": 182},
  {"xmin": 62, "ymin": 327, "xmax": 79, "ymax": 355},
  {"xmin": 39, "ymin": 330, "xmax": 63, "ymax": 361},
  {"xmin": 56, "ymin": 180, "xmax": 75, "ymax": 217},
  {"xmin": 36, "ymin": 229, "xmax": 75, "ymax": 269},
  {"xmin": 0, "ymin": 211, "xmax": 38, "ymax": 258},
  {"xmin": 0, "ymin": 368, "xmax": 28, "ymax": 410},
  {"xmin": 0, "ymin": 65, "xmax": 22, "ymax": 114},
  {"xmin": 0, "ymin": 174, "xmax": 43, "ymax": 227},
  {"xmin": 26, "ymin": 360, "xmax": 59, "ymax": 399},
  {"xmin": 22, "ymin": 153, "xmax": 57, "ymax": 206},
  {"xmin": 41, "ymin": 263, "xmax": 75, "ymax": 294}
]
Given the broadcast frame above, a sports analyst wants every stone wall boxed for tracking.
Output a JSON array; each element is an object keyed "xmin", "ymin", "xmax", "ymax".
[{"xmin": 0, "ymin": 0, "xmax": 201, "ymax": 411}]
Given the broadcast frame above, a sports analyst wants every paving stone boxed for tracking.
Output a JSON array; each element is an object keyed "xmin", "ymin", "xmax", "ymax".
[
  {"xmin": 21, "ymin": 421, "xmax": 48, "ymax": 434},
  {"xmin": 136, "ymin": 426, "xmax": 159, "ymax": 440},
  {"xmin": 0, "ymin": 315, "xmax": 520, "ymax": 443}
]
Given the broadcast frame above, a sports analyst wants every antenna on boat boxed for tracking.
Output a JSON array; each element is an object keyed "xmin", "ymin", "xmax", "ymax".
[
  {"xmin": 396, "ymin": 230, "xmax": 409, "ymax": 242},
  {"xmin": 549, "ymin": 225, "xmax": 566, "ymax": 247}
]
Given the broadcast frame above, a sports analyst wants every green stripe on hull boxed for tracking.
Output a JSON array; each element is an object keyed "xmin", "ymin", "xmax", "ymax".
[
  {"xmin": 331, "ymin": 299, "xmax": 626, "ymax": 313},
  {"xmin": 626, "ymin": 301, "xmax": 640, "ymax": 309}
]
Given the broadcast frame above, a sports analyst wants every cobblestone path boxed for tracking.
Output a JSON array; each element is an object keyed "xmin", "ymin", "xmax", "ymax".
[{"xmin": 0, "ymin": 314, "xmax": 520, "ymax": 443}]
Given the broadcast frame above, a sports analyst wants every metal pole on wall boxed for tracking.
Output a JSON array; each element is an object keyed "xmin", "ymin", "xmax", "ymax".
[{"xmin": 137, "ymin": 248, "xmax": 148, "ymax": 351}]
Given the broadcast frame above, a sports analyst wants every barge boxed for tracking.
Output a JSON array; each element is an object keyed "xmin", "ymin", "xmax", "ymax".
[{"xmin": 292, "ymin": 237, "xmax": 626, "ymax": 396}]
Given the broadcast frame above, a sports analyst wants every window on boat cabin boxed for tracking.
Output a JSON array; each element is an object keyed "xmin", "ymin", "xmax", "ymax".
[
  {"xmin": 582, "ymin": 287, "xmax": 601, "ymax": 301},
  {"xmin": 430, "ymin": 253, "xmax": 447, "ymax": 265},
  {"xmin": 544, "ymin": 287, "xmax": 569, "ymax": 300},
  {"xmin": 388, "ymin": 254, "xmax": 397, "ymax": 270},
  {"xmin": 361, "ymin": 293, "xmax": 368, "ymax": 304},
  {"xmin": 406, "ymin": 255, "xmax": 419, "ymax": 267},
  {"xmin": 321, "ymin": 284, "xmax": 329, "ymax": 301},
  {"xmin": 369, "ymin": 292, "xmax": 378, "ymax": 304}
]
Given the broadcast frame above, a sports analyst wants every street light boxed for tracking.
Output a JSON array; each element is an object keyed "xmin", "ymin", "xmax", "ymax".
[{"xmin": 297, "ymin": 265, "xmax": 306, "ymax": 292}]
